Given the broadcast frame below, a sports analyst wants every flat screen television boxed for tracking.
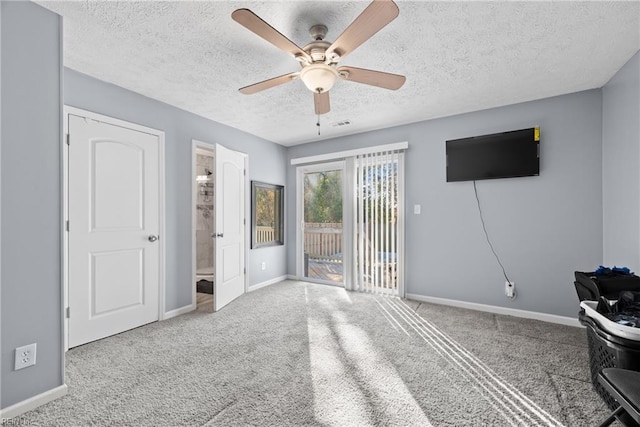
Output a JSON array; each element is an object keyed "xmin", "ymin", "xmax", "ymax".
[{"xmin": 446, "ymin": 127, "xmax": 539, "ymax": 182}]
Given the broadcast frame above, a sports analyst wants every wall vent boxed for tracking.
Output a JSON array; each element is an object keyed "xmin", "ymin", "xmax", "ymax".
[{"xmin": 331, "ymin": 120, "xmax": 351, "ymax": 127}]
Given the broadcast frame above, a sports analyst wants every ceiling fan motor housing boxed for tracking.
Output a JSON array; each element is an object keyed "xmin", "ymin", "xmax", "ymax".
[{"xmin": 303, "ymin": 40, "xmax": 332, "ymax": 63}]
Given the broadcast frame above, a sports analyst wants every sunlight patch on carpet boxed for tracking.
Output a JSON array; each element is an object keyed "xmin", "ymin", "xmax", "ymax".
[
  {"xmin": 307, "ymin": 309, "xmax": 432, "ymax": 426},
  {"xmin": 375, "ymin": 298, "xmax": 410, "ymax": 336},
  {"xmin": 382, "ymin": 297, "xmax": 565, "ymax": 427}
]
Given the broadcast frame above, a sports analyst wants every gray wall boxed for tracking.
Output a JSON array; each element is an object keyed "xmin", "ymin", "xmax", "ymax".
[
  {"xmin": 64, "ymin": 69, "xmax": 288, "ymax": 311},
  {"xmin": 603, "ymin": 51, "xmax": 640, "ymax": 271},
  {"xmin": 287, "ymin": 90, "xmax": 604, "ymax": 318},
  {"xmin": 1, "ymin": 2, "xmax": 63, "ymax": 409}
]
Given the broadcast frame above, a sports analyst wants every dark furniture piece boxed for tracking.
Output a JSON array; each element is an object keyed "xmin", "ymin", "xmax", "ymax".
[
  {"xmin": 598, "ymin": 368, "xmax": 640, "ymax": 427},
  {"xmin": 574, "ymin": 271, "xmax": 640, "ymax": 302},
  {"xmin": 576, "ymin": 271, "xmax": 640, "ymax": 425},
  {"xmin": 579, "ymin": 312, "xmax": 640, "ymax": 409}
]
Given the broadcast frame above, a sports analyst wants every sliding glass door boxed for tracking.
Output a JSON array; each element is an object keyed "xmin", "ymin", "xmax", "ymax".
[
  {"xmin": 296, "ymin": 149, "xmax": 404, "ymax": 295},
  {"xmin": 298, "ymin": 162, "xmax": 345, "ymax": 286}
]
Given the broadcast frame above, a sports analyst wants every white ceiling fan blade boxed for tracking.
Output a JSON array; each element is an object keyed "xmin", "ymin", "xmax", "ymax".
[
  {"xmin": 314, "ymin": 91, "xmax": 330, "ymax": 115},
  {"xmin": 325, "ymin": 0, "xmax": 399, "ymax": 63},
  {"xmin": 232, "ymin": 9, "xmax": 312, "ymax": 63},
  {"xmin": 338, "ymin": 66, "xmax": 405, "ymax": 90},
  {"xmin": 239, "ymin": 72, "xmax": 299, "ymax": 95}
]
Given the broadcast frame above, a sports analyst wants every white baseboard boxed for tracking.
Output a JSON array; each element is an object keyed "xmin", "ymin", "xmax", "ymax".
[
  {"xmin": 163, "ymin": 303, "xmax": 195, "ymax": 320},
  {"xmin": 0, "ymin": 384, "xmax": 68, "ymax": 419},
  {"xmin": 405, "ymin": 293, "xmax": 581, "ymax": 327},
  {"xmin": 248, "ymin": 275, "xmax": 287, "ymax": 292}
]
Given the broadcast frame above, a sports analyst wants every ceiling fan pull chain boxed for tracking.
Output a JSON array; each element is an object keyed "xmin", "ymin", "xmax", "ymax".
[{"xmin": 317, "ymin": 113, "xmax": 321, "ymax": 136}]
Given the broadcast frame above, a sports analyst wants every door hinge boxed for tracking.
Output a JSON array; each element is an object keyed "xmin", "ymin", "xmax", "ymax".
[
  {"xmin": 244, "ymin": 169, "xmax": 246, "ymax": 176},
  {"xmin": 66, "ymin": 307, "xmax": 70, "ymax": 318},
  {"xmin": 244, "ymin": 268, "xmax": 246, "ymax": 274},
  {"xmin": 66, "ymin": 220, "xmax": 69, "ymax": 232},
  {"xmin": 66, "ymin": 133, "xmax": 70, "ymax": 145}
]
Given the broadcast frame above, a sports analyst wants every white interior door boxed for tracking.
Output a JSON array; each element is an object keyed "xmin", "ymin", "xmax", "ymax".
[
  {"xmin": 68, "ymin": 113, "xmax": 161, "ymax": 348},
  {"xmin": 214, "ymin": 143, "xmax": 246, "ymax": 311}
]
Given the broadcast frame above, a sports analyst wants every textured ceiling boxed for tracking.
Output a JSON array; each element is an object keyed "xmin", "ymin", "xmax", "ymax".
[{"xmin": 38, "ymin": 1, "xmax": 640, "ymax": 146}]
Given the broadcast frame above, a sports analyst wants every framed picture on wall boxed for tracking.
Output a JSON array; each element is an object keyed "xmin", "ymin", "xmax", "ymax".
[{"xmin": 251, "ymin": 181, "xmax": 284, "ymax": 248}]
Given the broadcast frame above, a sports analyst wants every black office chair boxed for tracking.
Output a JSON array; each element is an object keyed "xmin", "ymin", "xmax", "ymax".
[{"xmin": 598, "ymin": 368, "xmax": 640, "ymax": 427}]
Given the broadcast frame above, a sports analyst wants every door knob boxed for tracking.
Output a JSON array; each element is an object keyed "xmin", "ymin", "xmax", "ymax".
[
  {"xmin": 148, "ymin": 235, "xmax": 159, "ymax": 242},
  {"xmin": 213, "ymin": 233, "xmax": 224, "ymax": 238}
]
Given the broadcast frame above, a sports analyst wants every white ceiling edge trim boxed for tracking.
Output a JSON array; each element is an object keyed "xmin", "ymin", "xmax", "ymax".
[{"xmin": 291, "ymin": 141, "xmax": 408, "ymax": 165}]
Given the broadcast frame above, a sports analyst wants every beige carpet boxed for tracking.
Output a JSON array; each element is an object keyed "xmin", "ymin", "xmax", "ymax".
[{"xmin": 9, "ymin": 280, "xmax": 611, "ymax": 426}]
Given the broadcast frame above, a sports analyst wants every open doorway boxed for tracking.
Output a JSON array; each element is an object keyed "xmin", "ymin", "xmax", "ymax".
[
  {"xmin": 194, "ymin": 145, "xmax": 215, "ymax": 312},
  {"xmin": 192, "ymin": 140, "xmax": 248, "ymax": 313}
]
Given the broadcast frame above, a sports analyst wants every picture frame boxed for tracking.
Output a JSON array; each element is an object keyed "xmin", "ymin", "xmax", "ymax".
[{"xmin": 251, "ymin": 181, "xmax": 284, "ymax": 248}]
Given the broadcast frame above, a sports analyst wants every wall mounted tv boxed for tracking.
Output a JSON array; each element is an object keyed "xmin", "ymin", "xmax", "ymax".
[{"xmin": 446, "ymin": 127, "xmax": 540, "ymax": 182}]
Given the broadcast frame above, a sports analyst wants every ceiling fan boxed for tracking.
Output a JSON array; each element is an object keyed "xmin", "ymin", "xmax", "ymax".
[{"xmin": 232, "ymin": 0, "xmax": 406, "ymax": 115}]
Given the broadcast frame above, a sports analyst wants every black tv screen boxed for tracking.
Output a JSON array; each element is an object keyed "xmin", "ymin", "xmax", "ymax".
[{"xmin": 446, "ymin": 127, "xmax": 539, "ymax": 182}]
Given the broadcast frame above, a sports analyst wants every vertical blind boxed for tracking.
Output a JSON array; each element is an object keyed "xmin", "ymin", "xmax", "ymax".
[{"xmin": 355, "ymin": 150, "xmax": 402, "ymax": 295}]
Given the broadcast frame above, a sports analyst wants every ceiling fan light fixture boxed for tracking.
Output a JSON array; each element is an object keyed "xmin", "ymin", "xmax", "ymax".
[
  {"xmin": 233, "ymin": 0, "xmax": 404, "ymax": 113},
  {"xmin": 300, "ymin": 63, "xmax": 338, "ymax": 93}
]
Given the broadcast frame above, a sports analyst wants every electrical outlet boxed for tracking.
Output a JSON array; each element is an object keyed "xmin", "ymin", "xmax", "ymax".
[
  {"xmin": 505, "ymin": 281, "xmax": 515, "ymax": 298},
  {"xmin": 14, "ymin": 343, "xmax": 37, "ymax": 370},
  {"xmin": 261, "ymin": 262, "xmax": 266, "ymax": 271}
]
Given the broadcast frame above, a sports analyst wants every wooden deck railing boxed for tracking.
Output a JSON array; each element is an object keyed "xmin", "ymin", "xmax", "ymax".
[
  {"xmin": 303, "ymin": 222, "xmax": 399, "ymax": 290},
  {"xmin": 302, "ymin": 223, "xmax": 398, "ymax": 258},
  {"xmin": 304, "ymin": 222, "xmax": 342, "ymax": 259},
  {"xmin": 256, "ymin": 226, "xmax": 275, "ymax": 243}
]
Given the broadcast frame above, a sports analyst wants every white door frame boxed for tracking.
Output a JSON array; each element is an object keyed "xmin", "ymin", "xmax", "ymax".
[
  {"xmin": 296, "ymin": 160, "xmax": 351, "ymax": 288},
  {"xmin": 63, "ymin": 106, "xmax": 166, "ymax": 351},
  {"xmin": 191, "ymin": 139, "xmax": 249, "ymax": 310}
]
